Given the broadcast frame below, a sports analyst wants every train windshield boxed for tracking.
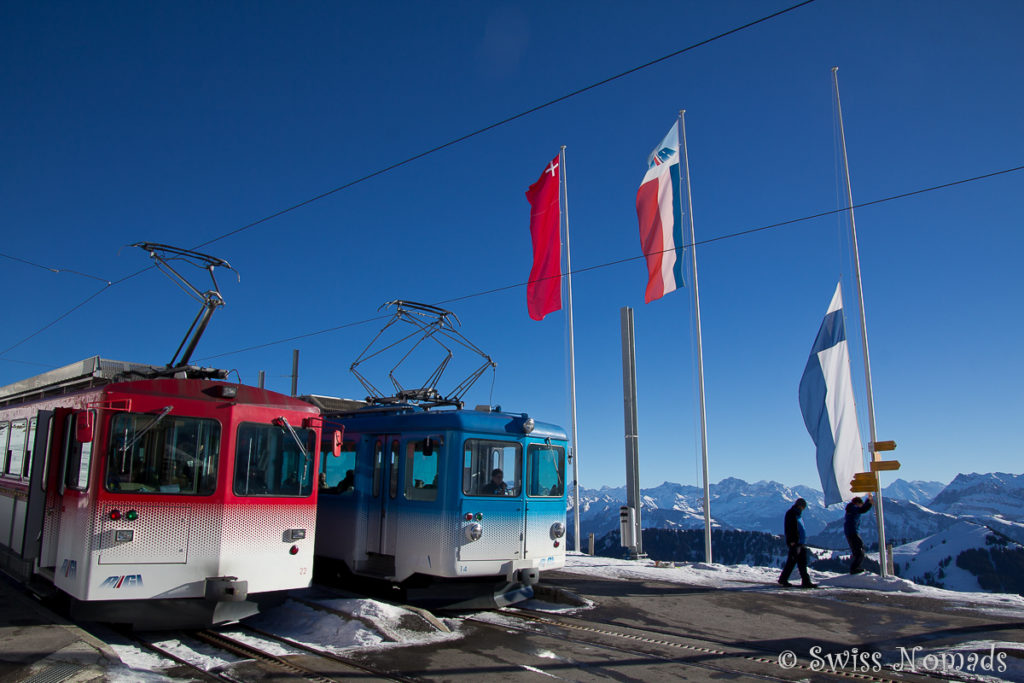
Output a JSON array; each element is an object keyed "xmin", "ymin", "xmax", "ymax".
[
  {"xmin": 106, "ymin": 413, "xmax": 221, "ymax": 495},
  {"xmin": 463, "ymin": 439, "xmax": 521, "ymax": 496},
  {"xmin": 527, "ymin": 444, "xmax": 565, "ymax": 497},
  {"xmin": 234, "ymin": 422, "xmax": 315, "ymax": 497}
]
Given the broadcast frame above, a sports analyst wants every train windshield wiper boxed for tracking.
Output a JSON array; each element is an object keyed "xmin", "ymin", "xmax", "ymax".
[
  {"xmin": 274, "ymin": 413, "xmax": 309, "ymax": 483},
  {"xmin": 120, "ymin": 406, "xmax": 173, "ymax": 454}
]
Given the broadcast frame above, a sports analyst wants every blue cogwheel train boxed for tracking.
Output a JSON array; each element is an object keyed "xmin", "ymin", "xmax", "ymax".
[{"xmin": 307, "ymin": 301, "xmax": 569, "ymax": 608}]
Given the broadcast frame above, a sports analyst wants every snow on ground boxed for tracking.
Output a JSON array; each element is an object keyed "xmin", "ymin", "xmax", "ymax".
[
  {"xmin": 105, "ymin": 643, "xmax": 179, "ymax": 683},
  {"xmin": 560, "ymin": 553, "xmax": 1024, "ymax": 616},
  {"xmin": 241, "ymin": 597, "xmax": 385, "ymax": 653},
  {"xmin": 241, "ymin": 596, "xmax": 463, "ymax": 655},
  {"xmin": 107, "ymin": 596, "xmax": 462, "ymax": 679},
  {"xmin": 518, "ymin": 597, "xmax": 595, "ymax": 613},
  {"xmin": 106, "ymin": 632, "xmax": 246, "ymax": 680}
]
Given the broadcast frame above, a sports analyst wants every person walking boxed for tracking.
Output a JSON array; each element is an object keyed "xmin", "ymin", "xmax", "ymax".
[
  {"xmin": 845, "ymin": 494, "xmax": 873, "ymax": 574},
  {"xmin": 778, "ymin": 498, "xmax": 817, "ymax": 588}
]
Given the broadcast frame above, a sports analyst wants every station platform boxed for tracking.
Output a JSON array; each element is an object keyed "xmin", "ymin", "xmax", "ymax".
[{"xmin": 0, "ymin": 574, "xmax": 118, "ymax": 683}]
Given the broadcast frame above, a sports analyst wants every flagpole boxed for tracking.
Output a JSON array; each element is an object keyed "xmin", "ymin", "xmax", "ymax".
[
  {"xmin": 832, "ymin": 67, "xmax": 888, "ymax": 577},
  {"xmin": 679, "ymin": 110, "xmax": 713, "ymax": 564},
  {"xmin": 560, "ymin": 146, "xmax": 582, "ymax": 552}
]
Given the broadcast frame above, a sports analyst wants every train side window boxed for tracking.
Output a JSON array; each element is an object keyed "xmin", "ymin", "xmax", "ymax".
[
  {"xmin": 23, "ymin": 417, "xmax": 37, "ymax": 479},
  {"xmin": 526, "ymin": 444, "xmax": 565, "ymax": 497},
  {"xmin": 5, "ymin": 419, "xmax": 27, "ymax": 479},
  {"xmin": 318, "ymin": 433, "xmax": 356, "ymax": 494},
  {"xmin": 388, "ymin": 439, "xmax": 400, "ymax": 499},
  {"xmin": 0, "ymin": 423, "xmax": 9, "ymax": 476},
  {"xmin": 39, "ymin": 418, "xmax": 54, "ymax": 492},
  {"xmin": 371, "ymin": 440, "xmax": 384, "ymax": 497},
  {"xmin": 462, "ymin": 439, "xmax": 521, "ymax": 496},
  {"xmin": 234, "ymin": 421, "xmax": 314, "ymax": 497},
  {"xmin": 64, "ymin": 411, "xmax": 94, "ymax": 491},
  {"xmin": 405, "ymin": 436, "xmax": 441, "ymax": 502},
  {"xmin": 109, "ymin": 413, "xmax": 221, "ymax": 495}
]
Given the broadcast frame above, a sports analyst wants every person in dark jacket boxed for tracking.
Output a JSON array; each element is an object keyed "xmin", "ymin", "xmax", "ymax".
[
  {"xmin": 778, "ymin": 498, "xmax": 816, "ymax": 588},
  {"xmin": 844, "ymin": 494, "xmax": 873, "ymax": 574}
]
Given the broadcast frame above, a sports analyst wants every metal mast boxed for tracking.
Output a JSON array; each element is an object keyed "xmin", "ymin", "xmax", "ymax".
[
  {"xmin": 560, "ymin": 146, "xmax": 582, "ymax": 552},
  {"xmin": 679, "ymin": 110, "xmax": 713, "ymax": 564},
  {"xmin": 831, "ymin": 67, "xmax": 889, "ymax": 577}
]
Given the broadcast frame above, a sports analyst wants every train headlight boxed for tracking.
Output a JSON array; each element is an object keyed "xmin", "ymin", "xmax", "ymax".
[
  {"xmin": 550, "ymin": 522, "xmax": 566, "ymax": 540},
  {"xmin": 522, "ymin": 417, "xmax": 535, "ymax": 434},
  {"xmin": 465, "ymin": 523, "xmax": 483, "ymax": 542}
]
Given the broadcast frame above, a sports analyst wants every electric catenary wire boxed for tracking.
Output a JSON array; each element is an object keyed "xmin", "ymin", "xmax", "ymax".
[
  {"xmin": 0, "ymin": 1, "xmax": 818, "ymax": 361},
  {"xmin": 195, "ymin": 163, "xmax": 1024, "ymax": 362},
  {"xmin": 190, "ymin": 0, "xmax": 818, "ymax": 251},
  {"xmin": 0, "ymin": 251, "xmax": 111, "ymax": 284}
]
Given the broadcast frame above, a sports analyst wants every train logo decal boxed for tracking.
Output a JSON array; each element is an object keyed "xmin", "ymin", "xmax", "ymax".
[
  {"xmin": 99, "ymin": 574, "xmax": 144, "ymax": 589},
  {"xmin": 60, "ymin": 559, "xmax": 77, "ymax": 579}
]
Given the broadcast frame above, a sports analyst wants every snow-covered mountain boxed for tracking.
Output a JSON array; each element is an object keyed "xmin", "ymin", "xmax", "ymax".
[
  {"xmin": 928, "ymin": 472, "xmax": 1024, "ymax": 520},
  {"xmin": 571, "ymin": 473, "xmax": 1024, "ymax": 550},
  {"xmin": 572, "ymin": 473, "xmax": 1024, "ymax": 597},
  {"xmin": 881, "ymin": 478, "xmax": 946, "ymax": 505},
  {"xmin": 892, "ymin": 520, "xmax": 1024, "ymax": 594},
  {"xmin": 570, "ymin": 478, "xmax": 836, "ymax": 541}
]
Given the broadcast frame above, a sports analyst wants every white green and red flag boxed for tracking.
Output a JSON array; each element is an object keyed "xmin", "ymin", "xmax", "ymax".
[{"xmin": 636, "ymin": 122, "xmax": 686, "ymax": 303}]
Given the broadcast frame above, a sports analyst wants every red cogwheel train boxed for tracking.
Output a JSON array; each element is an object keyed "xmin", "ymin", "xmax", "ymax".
[
  {"xmin": 0, "ymin": 244, "xmax": 329, "ymax": 628},
  {"xmin": 0, "ymin": 356, "xmax": 324, "ymax": 628}
]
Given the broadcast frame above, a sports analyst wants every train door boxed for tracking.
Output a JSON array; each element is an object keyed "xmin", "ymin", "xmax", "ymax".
[
  {"xmin": 523, "ymin": 442, "xmax": 567, "ymax": 561},
  {"xmin": 51, "ymin": 409, "xmax": 96, "ymax": 597},
  {"xmin": 459, "ymin": 439, "xmax": 525, "ymax": 562},
  {"xmin": 365, "ymin": 435, "xmax": 400, "ymax": 559},
  {"xmin": 21, "ymin": 411, "xmax": 53, "ymax": 567},
  {"xmin": 40, "ymin": 409, "xmax": 73, "ymax": 570}
]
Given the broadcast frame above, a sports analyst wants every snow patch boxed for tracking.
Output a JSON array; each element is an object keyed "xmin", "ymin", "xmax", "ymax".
[
  {"xmin": 561, "ymin": 554, "xmax": 1024, "ymax": 616},
  {"xmin": 242, "ymin": 597, "xmax": 463, "ymax": 654}
]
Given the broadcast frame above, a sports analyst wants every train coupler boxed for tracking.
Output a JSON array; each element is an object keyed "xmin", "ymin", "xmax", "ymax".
[
  {"xmin": 516, "ymin": 568, "xmax": 540, "ymax": 586},
  {"xmin": 205, "ymin": 576, "xmax": 248, "ymax": 602}
]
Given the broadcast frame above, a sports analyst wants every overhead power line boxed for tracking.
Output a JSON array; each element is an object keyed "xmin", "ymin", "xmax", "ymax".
[
  {"xmin": 0, "ymin": 2, "xmax": 817, "ymax": 361},
  {"xmin": 0, "ymin": 251, "xmax": 111, "ymax": 284},
  {"xmin": 193, "ymin": 0, "xmax": 819, "ymax": 250},
  {"xmin": 195, "ymin": 163, "xmax": 1024, "ymax": 362},
  {"xmin": 0, "ymin": 265, "xmax": 153, "ymax": 357}
]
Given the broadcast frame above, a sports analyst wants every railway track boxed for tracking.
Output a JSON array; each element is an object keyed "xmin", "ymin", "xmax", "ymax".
[
  {"xmin": 473, "ymin": 606, "xmax": 947, "ymax": 683},
  {"xmin": 129, "ymin": 625, "xmax": 411, "ymax": 682}
]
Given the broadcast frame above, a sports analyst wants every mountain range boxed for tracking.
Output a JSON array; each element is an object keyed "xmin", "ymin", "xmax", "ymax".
[{"xmin": 570, "ymin": 472, "xmax": 1024, "ymax": 596}]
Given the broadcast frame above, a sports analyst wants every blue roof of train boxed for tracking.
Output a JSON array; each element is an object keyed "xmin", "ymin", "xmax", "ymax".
[{"xmin": 328, "ymin": 405, "xmax": 567, "ymax": 440}]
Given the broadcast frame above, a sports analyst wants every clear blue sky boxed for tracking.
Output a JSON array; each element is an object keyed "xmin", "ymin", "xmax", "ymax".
[{"xmin": 3, "ymin": 1, "xmax": 1022, "ymax": 493}]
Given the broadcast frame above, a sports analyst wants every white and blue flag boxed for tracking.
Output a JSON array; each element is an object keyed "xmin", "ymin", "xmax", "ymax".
[{"xmin": 799, "ymin": 282, "xmax": 863, "ymax": 506}]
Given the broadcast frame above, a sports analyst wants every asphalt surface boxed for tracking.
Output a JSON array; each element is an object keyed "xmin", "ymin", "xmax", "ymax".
[
  {"xmin": 0, "ymin": 573, "xmax": 118, "ymax": 682},
  {"xmin": 347, "ymin": 570, "xmax": 1024, "ymax": 681},
  {"xmin": 2, "ymin": 569, "xmax": 1022, "ymax": 681}
]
